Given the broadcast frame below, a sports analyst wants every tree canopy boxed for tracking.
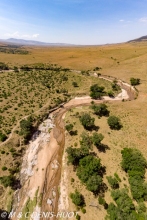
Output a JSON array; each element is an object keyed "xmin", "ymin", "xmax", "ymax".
[
  {"xmin": 70, "ymin": 190, "xmax": 85, "ymax": 207},
  {"xmin": 92, "ymin": 132, "xmax": 104, "ymax": 149},
  {"xmin": 107, "ymin": 115, "xmax": 122, "ymax": 130},
  {"xmin": 130, "ymin": 78, "xmax": 140, "ymax": 86},
  {"xmin": 121, "ymin": 148, "xmax": 147, "ymax": 201},
  {"xmin": 91, "ymin": 103, "xmax": 109, "ymax": 117},
  {"xmin": 90, "ymin": 84, "xmax": 105, "ymax": 99},
  {"xmin": 80, "ymin": 113, "xmax": 95, "ymax": 130}
]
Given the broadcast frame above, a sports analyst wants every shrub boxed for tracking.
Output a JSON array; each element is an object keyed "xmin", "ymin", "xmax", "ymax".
[
  {"xmin": 81, "ymin": 208, "xmax": 86, "ymax": 214},
  {"xmin": 91, "ymin": 103, "xmax": 109, "ymax": 117},
  {"xmin": 121, "ymin": 148, "xmax": 147, "ymax": 201},
  {"xmin": 0, "ymin": 132, "xmax": 7, "ymax": 142},
  {"xmin": 0, "ymin": 175, "xmax": 16, "ymax": 188},
  {"xmin": 76, "ymin": 214, "xmax": 81, "ymax": 220},
  {"xmin": 70, "ymin": 190, "xmax": 85, "ymax": 207},
  {"xmin": 86, "ymin": 175, "xmax": 102, "ymax": 192},
  {"xmin": 80, "ymin": 132, "xmax": 92, "ymax": 150},
  {"xmin": 106, "ymin": 176, "xmax": 119, "ymax": 189},
  {"xmin": 66, "ymin": 146, "xmax": 89, "ymax": 166},
  {"xmin": 65, "ymin": 124, "xmax": 73, "ymax": 132},
  {"xmin": 72, "ymin": 82, "xmax": 78, "ymax": 87},
  {"xmin": 71, "ymin": 178, "xmax": 75, "ymax": 183},
  {"xmin": 106, "ymin": 189, "xmax": 136, "ymax": 219},
  {"xmin": 114, "ymin": 173, "xmax": 121, "ymax": 182},
  {"xmin": 92, "ymin": 132, "xmax": 104, "ymax": 148},
  {"xmin": 2, "ymin": 166, "xmax": 7, "ymax": 171},
  {"xmin": 90, "ymin": 84, "xmax": 105, "ymax": 99},
  {"xmin": 111, "ymin": 83, "xmax": 120, "ymax": 91},
  {"xmin": 80, "ymin": 113, "xmax": 95, "ymax": 130},
  {"xmin": 107, "ymin": 116, "xmax": 122, "ymax": 130},
  {"xmin": 77, "ymin": 155, "xmax": 103, "ymax": 193},
  {"xmin": 130, "ymin": 78, "xmax": 140, "ymax": 86},
  {"xmin": 98, "ymin": 196, "xmax": 106, "ymax": 205}
]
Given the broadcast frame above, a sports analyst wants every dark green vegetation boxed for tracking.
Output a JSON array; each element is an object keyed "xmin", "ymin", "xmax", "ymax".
[
  {"xmin": 90, "ymin": 84, "xmax": 105, "ymax": 99},
  {"xmin": 79, "ymin": 113, "xmax": 95, "ymax": 130},
  {"xmin": 0, "ymin": 45, "xmax": 29, "ymax": 55},
  {"xmin": 105, "ymin": 148, "xmax": 147, "ymax": 220},
  {"xmin": 0, "ymin": 62, "xmax": 9, "ymax": 70},
  {"xmin": 107, "ymin": 115, "xmax": 122, "ymax": 130},
  {"xmin": 66, "ymin": 103, "xmax": 147, "ymax": 219},
  {"xmin": 19, "ymin": 117, "xmax": 34, "ymax": 142},
  {"xmin": 130, "ymin": 77, "xmax": 140, "ymax": 86},
  {"xmin": 0, "ymin": 175, "xmax": 17, "ymax": 189},
  {"xmin": 77, "ymin": 155, "xmax": 103, "ymax": 193},
  {"xmin": 121, "ymin": 148, "xmax": 147, "ymax": 201},
  {"xmin": 106, "ymin": 176, "xmax": 119, "ymax": 189},
  {"xmin": 70, "ymin": 190, "xmax": 85, "ymax": 207},
  {"xmin": 91, "ymin": 103, "xmax": 109, "ymax": 117},
  {"xmin": 65, "ymin": 123, "xmax": 77, "ymax": 136},
  {"xmin": 0, "ymin": 64, "xmax": 112, "ymax": 140},
  {"xmin": 0, "ymin": 132, "xmax": 7, "ymax": 142},
  {"xmin": 92, "ymin": 132, "xmax": 104, "ymax": 149}
]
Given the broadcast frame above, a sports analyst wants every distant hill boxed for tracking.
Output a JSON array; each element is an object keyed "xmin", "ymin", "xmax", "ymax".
[
  {"xmin": 0, "ymin": 38, "xmax": 74, "ymax": 46},
  {"xmin": 128, "ymin": 35, "xmax": 147, "ymax": 43}
]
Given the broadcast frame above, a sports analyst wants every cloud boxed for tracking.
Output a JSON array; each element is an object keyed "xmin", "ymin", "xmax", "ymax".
[
  {"xmin": 139, "ymin": 17, "xmax": 147, "ymax": 22},
  {"xmin": 5, "ymin": 31, "xmax": 39, "ymax": 39},
  {"xmin": 119, "ymin": 19, "xmax": 124, "ymax": 22}
]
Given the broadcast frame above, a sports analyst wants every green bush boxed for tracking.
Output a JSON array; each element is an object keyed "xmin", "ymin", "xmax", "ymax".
[
  {"xmin": 106, "ymin": 189, "xmax": 136, "ymax": 219},
  {"xmin": 2, "ymin": 166, "xmax": 7, "ymax": 171},
  {"xmin": 130, "ymin": 78, "xmax": 140, "ymax": 86},
  {"xmin": 72, "ymin": 82, "xmax": 78, "ymax": 87},
  {"xmin": 77, "ymin": 155, "xmax": 102, "ymax": 193},
  {"xmin": 91, "ymin": 103, "xmax": 109, "ymax": 117},
  {"xmin": 106, "ymin": 176, "xmax": 119, "ymax": 189},
  {"xmin": 0, "ymin": 132, "xmax": 7, "ymax": 142},
  {"xmin": 107, "ymin": 116, "xmax": 122, "ymax": 130},
  {"xmin": 65, "ymin": 124, "xmax": 73, "ymax": 132},
  {"xmin": 80, "ymin": 132, "xmax": 92, "ymax": 150},
  {"xmin": 66, "ymin": 146, "xmax": 89, "ymax": 166},
  {"xmin": 81, "ymin": 208, "xmax": 86, "ymax": 214},
  {"xmin": 114, "ymin": 173, "xmax": 121, "ymax": 182},
  {"xmin": 92, "ymin": 132, "xmax": 104, "ymax": 148},
  {"xmin": 76, "ymin": 214, "xmax": 81, "ymax": 220},
  {"xmin": 90, "ymin": 84, "xmax": 105, "ymax": 99},
  {"xmin": 70, "ymin": 190, "xmax": 85, "ymax": 207},
  {"xmin": 121, "ymin": 148, "xmax": 147, "ymax": 201},
  {"xmin": 80, "ymin": 113, "xmax": 95, "ymax": 130},
  {"xmin": 0, "ymin": 175, "xmax": 16, "ymax": 188}
]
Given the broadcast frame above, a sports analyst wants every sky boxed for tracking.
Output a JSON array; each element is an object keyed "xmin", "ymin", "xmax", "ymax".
[{"xmin": 0, "ymin": 0, "xmax": 147, "ymax": 45}]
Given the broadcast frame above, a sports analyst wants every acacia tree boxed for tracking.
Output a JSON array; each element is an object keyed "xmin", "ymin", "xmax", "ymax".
[
  {"xmin": 107, "ymin": 116, "xmax": 122, "ymax": 130},
  {"xmin": 80, "ymin": 113, "xmax": 95, "ymax": 130},
  {"xmin": 70, "ymin": 190, "xmax": 85, "ymax": 207},
  {"xmin": 130, "ymin": 78, "xmax": 140, "ymax": 86},
  {"xmin": 92, "ymin": 132, "xmax": 104, "ymax": 149},
  {"xmin": 91, "ymin": 103, "xmax": 109, "ymax": 117},
  {"xmin": 90, "ymin": 84, "xmax": 105, "ymax": 99}
]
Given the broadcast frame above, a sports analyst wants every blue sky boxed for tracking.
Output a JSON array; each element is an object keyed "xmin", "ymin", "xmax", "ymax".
[{"xmin": 0, "ymin": 0, "xmax": 147, "ymax": 44}]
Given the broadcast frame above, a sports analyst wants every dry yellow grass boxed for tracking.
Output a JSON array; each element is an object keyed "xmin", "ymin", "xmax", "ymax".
[{"xmin": 0, "ymin": 41, "xmax": 147, "ymax": 216}]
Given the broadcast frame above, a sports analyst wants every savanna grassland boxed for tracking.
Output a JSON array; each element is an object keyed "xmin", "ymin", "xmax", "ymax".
[{"xmin": 0, "ymin": 41, "xmax": 147, "ymax": 219}]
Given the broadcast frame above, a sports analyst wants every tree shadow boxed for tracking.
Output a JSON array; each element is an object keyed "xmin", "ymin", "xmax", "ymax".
[
  {"xmin": 69, "ymin": 130, "xmax": 78, "ymax": 136},
  {"xmin": 85, "ymin": 125, "xmax": 99, "ymax": 131},
  {"xmin": 12, "ymin": 179, "xmax": 21, "ymax": 190},
  {"xmin": 93, "ymin": 182, "xmax": 108, "ymax": 197},
  {"xmin": 97, "ymin": 144, "xmax": 110, "ymax": 153},
  {"xmin": 99, "ymin": 165, "xmax": 106, "ymax": 177}
]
